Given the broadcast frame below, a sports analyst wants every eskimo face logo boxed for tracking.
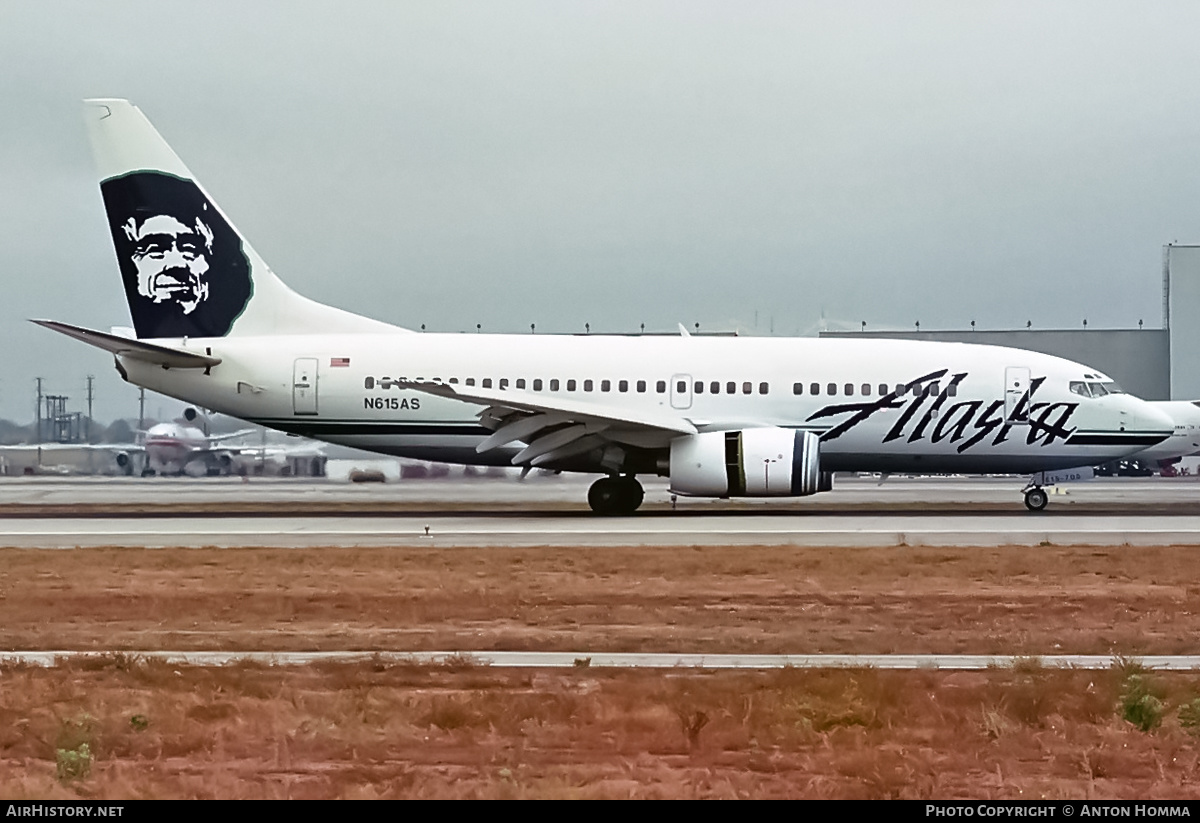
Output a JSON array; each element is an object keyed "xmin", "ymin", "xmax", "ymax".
[
  {"xmin": 124, "ymin": 213, "xmax": 214, "ymax": 313},
  {"xmin": 102, "ymin": 171, "xmax": 252, "ymax": 338}
]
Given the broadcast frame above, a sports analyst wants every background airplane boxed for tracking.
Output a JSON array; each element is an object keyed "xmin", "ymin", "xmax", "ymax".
[
  {"xmin": 1124, "ymin": 400, "xmax": 1200, "ymax": 474},
  {"xmin": 117, "ymin": 408, "xmax": 257, "ymax": 476}
]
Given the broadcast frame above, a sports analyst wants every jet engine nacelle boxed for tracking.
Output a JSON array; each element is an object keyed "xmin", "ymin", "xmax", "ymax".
[{"xmin": 669, "ymin": 428, "xmax": 832, "ymax": 497}]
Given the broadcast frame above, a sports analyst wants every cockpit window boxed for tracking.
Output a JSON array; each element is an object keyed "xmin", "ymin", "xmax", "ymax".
[{"xmin": 1070, "ymin": 380, "xmax": 1125, "ymax": 398}]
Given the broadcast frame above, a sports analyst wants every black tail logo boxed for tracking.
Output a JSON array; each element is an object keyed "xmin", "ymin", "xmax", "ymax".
[{"xmin": 101, "ymin": 171, "xmax": 252, "ymax": 338}]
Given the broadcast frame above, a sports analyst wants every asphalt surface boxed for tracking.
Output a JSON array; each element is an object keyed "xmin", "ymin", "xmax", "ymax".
[{"xmin": 2, "ymin": 474, "xmax": 1199, "ymax": 547}]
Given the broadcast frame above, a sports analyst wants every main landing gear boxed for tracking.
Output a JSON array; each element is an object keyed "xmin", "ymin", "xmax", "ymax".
[
  {"xmin": 1022, "ymin": 485, "xmax": 1049, "ymax": 512},
  {"xmin": 587, "ymin": 475, "xmax": 644, "ymax": 516}
]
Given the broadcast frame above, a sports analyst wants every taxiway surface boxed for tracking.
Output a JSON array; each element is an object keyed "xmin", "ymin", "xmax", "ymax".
[{"xmin": 1, "ymin": 474, "xmax": 1198, "ymax": 548}]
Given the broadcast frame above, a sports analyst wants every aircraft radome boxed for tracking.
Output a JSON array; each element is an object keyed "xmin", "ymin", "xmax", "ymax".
[{"xmin": 34, "ymin": 99, "xmax": 1175, "ymax": 513}]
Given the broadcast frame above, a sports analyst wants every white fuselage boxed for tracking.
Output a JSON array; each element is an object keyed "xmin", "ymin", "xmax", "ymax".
[{"xmin": 115, "ymin": 333, "xmax": 1173, "ymax": 477}]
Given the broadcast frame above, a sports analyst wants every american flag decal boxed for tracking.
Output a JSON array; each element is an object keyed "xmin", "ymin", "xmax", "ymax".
[{"xmin": 330, "ymin": 357, "xmax": 350, "ymax": 368}]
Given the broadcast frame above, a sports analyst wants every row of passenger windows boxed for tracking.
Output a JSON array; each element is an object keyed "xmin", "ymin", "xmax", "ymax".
[
  {"xmin": 365, "ymin": 376, "xmax": 956, "ymax": 398},
  {"xmin": 390, "ymin": 377, "xmax": 771, "ymax": 394},
  {"xmin": 792, "ymin": 381, "xmax": 958, "ymax": 398}
]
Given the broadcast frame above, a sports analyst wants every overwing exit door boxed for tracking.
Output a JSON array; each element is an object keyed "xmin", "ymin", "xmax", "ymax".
[{"xmin": 670, "ymin": 373, "xmax": 693, "ymax": 410}]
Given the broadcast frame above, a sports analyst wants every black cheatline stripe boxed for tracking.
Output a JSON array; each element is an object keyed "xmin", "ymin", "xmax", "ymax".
[
  {"xmin": 1065, "ymin": 434, "xmax": 1167, "ymax": 446},
  {"xmin": 247, "ymin": 420, "xmax": 490, "ymax": 437}
]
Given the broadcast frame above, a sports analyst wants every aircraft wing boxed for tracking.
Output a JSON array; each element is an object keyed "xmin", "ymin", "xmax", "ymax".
[
  {"xmin": 0, "ymin": 442, "xmax": 143, "ymax": 473},
  {"xmin": 397, "ymin": 379, "xmax": 697, "ymax": 467},
  {"xmin": 203, "ymin": 429, "xmax": 260, "ymax": 444},
  {"xmin": 0, "ymin": 443, "xmax": 141, "ymax": 454}
]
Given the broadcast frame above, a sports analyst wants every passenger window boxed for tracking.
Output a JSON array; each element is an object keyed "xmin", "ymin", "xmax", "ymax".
[
  {"xmin": 947, "ymin": 384, "xmax": 957, "ymax": 397},
  {"xmin": 585, "ymin": 379, "xmax": 594, "ymax": 392},
  {"xmin": 677, "ymin": 380, "xmax": 687, "ymax": 393},
  {"xmin": 727, "ymin": 382, "xmax": 736, "ymax": 394},
  {"xmin": 895, "ymin": 384, "xmax": 905, "ymax": 396},
  {"xmin": 619, "ymin": 380, "xmax": 628, "ymax": 392},
  {"xmin": 567, "ymin": 379, "xmax": 577, "ymax": 391},
  {"xmin": 694, "ymin": 381, "xmax": 704, "ymax": 394},
  {"xmin": 657, "ymin": 380, "xmax": 666, "ymax": 393},
  {"xmin": 827, "ymin": 383, "xmax": 837, "ymax": 395},
  {"xmin": 533, "ymin": 379, "xmax": 543, "ymax": 391},
  {"xmin": 878, "ymin": 383, "xmax": 887, "ymax": 396},
  {"xmin": 844, "ymin": 383, "xmax": 854, "ymax": 396},
  {"xmin": 466, "ymin": 378, "xmax": 476, "ymax": 387},
  {"xmin": 637, "ymin": 380, "xmax": 646, "ymax": 393},
  {"xmin": 928, "ymin": 382, "xmax": 939, "ymax": 396},
  {"xmin": 740, "ymin": 382, "xmax": 750, "ymax": 394},
  {"xmin": 759, "ymin": 382, "xmax": 769, "ymax": 395},
  {"xmin": 810, "ymin": 382, "xmax": 820, "ymax": 395},
  {"xmin": 482, "ymin": 378, "xmax": 493, "ymax": 388},
  {"xmin": 550, "ymin": 379, "xmax": 560, "ymax": 391},
  {"xmin": 449, "ymin": 377, "xmax": 459, "ymax": 384},
  {"xmin": 601, "ymin": 379, "xmax": 611, "ymax": 392},
  {"xmin": 515, "ymin": 378, "xmax": 525, "ymax": 389},
  {"xmin": 499, "ymin": 378, "xmax": 509, "ymax": 390},
  {"xmin": 793, "ymin": 382, "xmax": 803, "ymax": 395},
  {"xmin": 861, "ymin": 383, "xmax": 871, "ymax": 396},
  {"xmin": 710, "ymin": 381, "xmax": 720, "ymax": 394},
  {"xmin": 364, "ymin": 377, "xmax": 375, "ymax": 389}
]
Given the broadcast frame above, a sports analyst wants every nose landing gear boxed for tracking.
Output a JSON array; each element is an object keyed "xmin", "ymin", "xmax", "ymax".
[{"xmin": 587, "ymin": 475, "xmax": 644, "ymax": 515}]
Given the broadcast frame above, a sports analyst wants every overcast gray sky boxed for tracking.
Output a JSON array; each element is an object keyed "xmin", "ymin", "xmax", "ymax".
[{"xmin": 3, "ymin": 1, "xmax": 1200, "ymax": 423}]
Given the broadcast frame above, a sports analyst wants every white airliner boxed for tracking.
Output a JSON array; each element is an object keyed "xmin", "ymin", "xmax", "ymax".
[
  {"xmin": 33, "ymin": 99, "xmax": 1175, "ymax": 513},
  {"xmin": 117, "ymin": 409, "xmax": 257, "ymax": 476},
  {"xmin": 1131, "ymin": 401, "xmax": 1200, "ymax": 471}
]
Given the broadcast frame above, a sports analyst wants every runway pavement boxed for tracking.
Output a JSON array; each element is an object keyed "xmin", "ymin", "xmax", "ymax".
[
  {"xmin": 2, "ymin": 471, "xmax": 1195, "ymax": 507},
  {"xmin": 1, "ymin": 474, "xmax": 1199, "ymax": 548}
]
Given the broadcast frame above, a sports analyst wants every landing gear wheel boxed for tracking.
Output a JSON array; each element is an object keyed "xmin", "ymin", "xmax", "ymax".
[
  {"xmin": 618, "ymin": 475, "xmax": 644, "ymax": 512},
  {"xmin": 1024, "ymin": 487, "xmax": 1048, "ymax": 512},
  {"xmin": 587, "ymin": 475, "xmax": 644, "ymax": 515}
]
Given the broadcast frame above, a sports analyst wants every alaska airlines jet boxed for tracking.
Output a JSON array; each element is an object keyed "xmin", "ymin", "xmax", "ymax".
[{"xmin": 34, "ymin": 99, "xmax": 1175, "ymax": 513}]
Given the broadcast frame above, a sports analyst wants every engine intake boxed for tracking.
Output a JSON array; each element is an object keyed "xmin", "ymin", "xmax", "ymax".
[{"xmin": 669, "ymin": 428, "xmax": 831, "ymax": 497}]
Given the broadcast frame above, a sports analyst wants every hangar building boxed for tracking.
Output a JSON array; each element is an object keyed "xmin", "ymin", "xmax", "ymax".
[{"xmin": 820, "ymin": 244, "xmax": 1200, "ymax": 401}]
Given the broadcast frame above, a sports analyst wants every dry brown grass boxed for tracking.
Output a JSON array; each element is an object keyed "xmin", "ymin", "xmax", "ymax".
[
  {"xmin": 4, "ymin": 543, "xmax": 1200, "ymax": 797},
  {"xmin": 2, "ymin": 660, "xmax": 1200, "ymax": 799},
  {"xmin": 1, "ymin": 544, "xmax": 1198, "ymax": 655}
]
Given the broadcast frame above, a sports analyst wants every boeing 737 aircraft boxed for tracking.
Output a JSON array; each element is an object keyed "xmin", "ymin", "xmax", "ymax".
[{"xmin": 34, "ymin": 99, "xmax": 1176, "ymax": 513}]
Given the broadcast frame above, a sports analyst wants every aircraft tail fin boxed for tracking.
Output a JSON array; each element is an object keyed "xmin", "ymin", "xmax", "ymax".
[{"xmin": 83, "ymin": 99, "xmax": 407, "ymax": 340}]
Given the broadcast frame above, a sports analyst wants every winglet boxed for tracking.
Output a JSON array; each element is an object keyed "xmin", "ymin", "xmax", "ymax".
[{"xmin": 31, "ymin": 319, "xmax": 221, "ymax": 368}]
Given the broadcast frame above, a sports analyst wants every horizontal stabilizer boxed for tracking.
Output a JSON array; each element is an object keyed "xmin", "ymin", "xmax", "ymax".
[{"xmin": 30, "ymin": 319, "xmax": 221, "ymax": 369}]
